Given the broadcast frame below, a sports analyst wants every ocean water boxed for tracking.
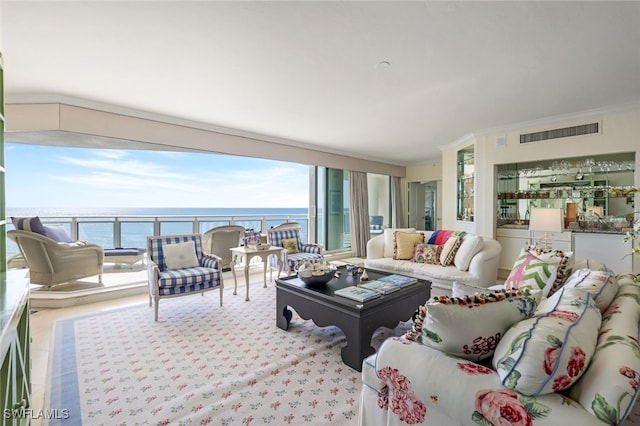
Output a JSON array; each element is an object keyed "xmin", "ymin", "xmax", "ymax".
[{"xmin": 6, "ymin": 207, "xmax": 309, "ymax": 257}]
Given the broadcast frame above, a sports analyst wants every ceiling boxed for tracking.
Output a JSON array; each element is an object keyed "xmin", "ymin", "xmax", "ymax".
[{"xmin": 2, "ymin": 1, "xmax": 639, "ymax": 166}]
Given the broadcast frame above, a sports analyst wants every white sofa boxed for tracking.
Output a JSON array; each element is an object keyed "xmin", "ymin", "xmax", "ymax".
[
  {"xmin": 359, "ymin": 265, "xmax": 640, "ymax": 425},
  {"xmin": 365, "ymin": 229, "xmax": 502, "ymax": 296}
]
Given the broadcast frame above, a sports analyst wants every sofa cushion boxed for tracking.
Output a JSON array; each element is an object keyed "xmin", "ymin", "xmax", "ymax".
[
  {"xmin": 493, "ymin": 287, "xmax": 601, "ymax": 396},
  {"xmin": 366, "ymin": 257, "xmax": 479, "ymax": 286},
  {"xmin": 562, "ymin": 268, "xmax": 619, "ymax": 313},
  {"xmin": 406, "ymin": 287, "xmax": 541, "ymax": 361},
  {"xmin": 412, "ymin": 243, "xmax": 442, "ymax": 264},
  {"xmin": 440, "ymin": 235, "xmax": 463, "ymax": 266},
  {"xmin": 394, "ymin": 231, "xmax": 424, "ymax": 260},
  {"xmin": 158, "ymin": 267, "xmax": 218, "ymax": 289},
  {"xmin": 12, "ymin": 216, "xmax": 47, "ymax": 236},
  {"xmin": 163, "ymin": 240, "xmax": 200, "ymax": 270},
  {"xmin": 569, "ymin": 282, "xmax": 640, "ymax": 424},
  {"xmin": 505, "ymin": 248, "xmax": 558, "ymax": 296},
  {"xmin": 527, "ymin": 247, "xmax": 574, "ymax": 296},
  {"xmin": 383, "ymin": 228, "xmax": 416, "ymax": 258},
  {"xmin": 454, "ymin": 235, "xmax": 483, "ymax": 271}
]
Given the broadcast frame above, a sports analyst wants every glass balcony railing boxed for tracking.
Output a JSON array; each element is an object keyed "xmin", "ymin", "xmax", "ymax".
[{"xmin": 6, "ymin": 214, "xmax": 309, "ymax": 258}]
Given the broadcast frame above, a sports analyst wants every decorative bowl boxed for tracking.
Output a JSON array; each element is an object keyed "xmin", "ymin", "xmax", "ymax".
[{"xmin": 297, "ymin": 263, "xmax": 337, "ymax": 286}]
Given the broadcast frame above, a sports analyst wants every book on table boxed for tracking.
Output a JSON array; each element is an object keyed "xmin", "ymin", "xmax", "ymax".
[
  {"xmin": 375, "ymin": 274, "xmax": 418, "ymax": 288},
  {"xmin": 334, "ymin": 285, "xmax": 381, "ymax": 302},
  {"xmin": 358, "ymin": 280, "xmax": 401, "ymax": 295}
]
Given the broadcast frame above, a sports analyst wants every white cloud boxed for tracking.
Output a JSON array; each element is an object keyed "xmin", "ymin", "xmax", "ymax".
[{"xmin": 47, "ymin": 153, "xmax": 309, "ymax": 208}]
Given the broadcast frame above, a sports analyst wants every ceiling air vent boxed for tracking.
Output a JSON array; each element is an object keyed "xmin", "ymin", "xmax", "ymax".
[{"xmin": 520, "ymin": 122, "xmax": 599, "ymax": 144}]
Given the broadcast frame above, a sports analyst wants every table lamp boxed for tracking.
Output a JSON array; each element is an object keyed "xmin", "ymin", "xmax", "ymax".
[{"xmin": 529, "ymin": 208, "xmax": 563, "ymax": 249}]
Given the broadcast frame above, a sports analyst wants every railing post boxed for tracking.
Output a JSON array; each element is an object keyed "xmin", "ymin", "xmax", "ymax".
[
  {"xmin": 71, "ymin": 217, "xmax": 78, "ymax": 241},
  {"xmin": 114, "ymin": 217, "xmax": 121, "ymax": 248},
  {"xmin": 154, "ymin": 217, "xmax": 161, "ymax": 236}
]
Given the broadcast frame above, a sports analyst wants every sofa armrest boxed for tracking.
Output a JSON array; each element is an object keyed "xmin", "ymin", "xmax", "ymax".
[
  {"xmin": 467, "ymin": 238, "xmax": 502, "ymax": 287},
  {"xmin": 366, "ymin": 234, "xmax": 385, "ymax": 260},
  {"xmin": 147, "ymin": 259, "xmax": 160, "ymax": 295},
  {"xmin": 301, "ymin": 243, "xmax": 323, "ymax": 254},
  {"xmin": 370, "ymin": 337, "xmax": 606, "ymax": 425},
  {"xmin": 201, "ymin": 252, "xmax": 222, "ymax": 269}
]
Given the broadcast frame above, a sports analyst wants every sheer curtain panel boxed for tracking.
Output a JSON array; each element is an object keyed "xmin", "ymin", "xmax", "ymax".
[
  {"xmin": 392, "ymin": 176, "xmax": 404, "ymax": 228},
  {"xmin": 349, "ymin": 171, "xmax": 370, "ymax": 257}
]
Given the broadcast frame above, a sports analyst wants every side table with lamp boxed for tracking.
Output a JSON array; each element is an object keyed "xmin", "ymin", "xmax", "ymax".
[{"xmin": 528, "ymin": 207, "xmax": 564, "ymax": 250}]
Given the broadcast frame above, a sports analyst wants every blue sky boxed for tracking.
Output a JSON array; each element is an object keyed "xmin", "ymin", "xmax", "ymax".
[{"xmin": 5, "ymin": 144, "xmax": 310, "ymax": 209}]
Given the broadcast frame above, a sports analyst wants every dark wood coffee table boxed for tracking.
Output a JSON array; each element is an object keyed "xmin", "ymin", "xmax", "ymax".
[{"xmin": 276, "ymin": 266, "xmax": 431, "ymax": 371}]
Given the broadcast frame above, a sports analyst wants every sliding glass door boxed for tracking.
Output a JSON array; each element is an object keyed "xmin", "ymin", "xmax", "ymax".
[{"xmin": 318, "ymin": 168, "xmax": 350, "ymax": 251}]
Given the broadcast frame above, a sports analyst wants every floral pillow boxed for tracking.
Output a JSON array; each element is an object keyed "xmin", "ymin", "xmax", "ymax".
[
  {"xmin": 569, "ymin": 283, "xmax": 640, "ymax": 424},
  {"xmin": 504, "ymin": 248, "xmax": 558, "ymax": 296},
  {"xmin": 493, "ymin": 287, "xmax": 601, "ymax": 396},
  {"xmin": 406, "ymin": 288, "xmax": 541, "ymax": 361},
  {"xmin": 562, "ymin": 268, "xmax": 619, "ymax": 313},
  {"xmin": 572, "ymin": 259, "xmax": 614, "ymax": 273},
  {"xmin": 412, "ymin": 243, "xmax": 442, "ymax": 264}
]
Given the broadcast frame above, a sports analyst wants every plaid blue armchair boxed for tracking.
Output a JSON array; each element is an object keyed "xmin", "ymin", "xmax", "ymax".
[
  {"xmin": 267, "ymin": 222, "xmax": 323, "ymax": 279},
  {"xmin": 147, "ymin": 234, "xmax": 223, "ymax": 321}
]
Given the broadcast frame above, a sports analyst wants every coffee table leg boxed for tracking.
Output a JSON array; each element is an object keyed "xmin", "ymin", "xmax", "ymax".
[
  {"xmin": 340, "ymin": 325, "xmax": 376, "ymax": 371},
  {"xmin": 276, "ymin": 303, "xmax": 292, "ymax": 330}
]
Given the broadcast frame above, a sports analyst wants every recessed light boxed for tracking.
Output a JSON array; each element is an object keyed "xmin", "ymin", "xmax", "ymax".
[{"xmin": 375, "ymin": 61, "xmax": 391, "ymax": 69}]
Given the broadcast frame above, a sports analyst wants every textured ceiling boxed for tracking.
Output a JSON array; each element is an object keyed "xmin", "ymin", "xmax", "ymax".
[{"xmin": 2, "ymin": 1, "xmax": 639, "ymax": 165}]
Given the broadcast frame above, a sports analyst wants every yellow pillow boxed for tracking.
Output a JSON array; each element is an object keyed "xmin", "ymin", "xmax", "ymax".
[
  {"xmin": 394, "ymin": 231, "xmax": 424, "ymax": 260},
  {"xmin": 281, "ymin": 238, "xmax": 299, "ymax": 254}
]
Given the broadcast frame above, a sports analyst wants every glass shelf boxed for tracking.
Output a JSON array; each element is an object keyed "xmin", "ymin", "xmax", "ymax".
[
  {"xmin": 457, "ymin": 146, "xmax": 474, "ymax": 222},
  {"xmin": 496, "ymin": 153, "xmax": 635, "ymax": 225}
]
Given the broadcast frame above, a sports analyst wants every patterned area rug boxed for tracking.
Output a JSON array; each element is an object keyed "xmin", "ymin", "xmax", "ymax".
[{"xmin": 47, "ymin": 281, "xmax": 406, "ymax": 425}]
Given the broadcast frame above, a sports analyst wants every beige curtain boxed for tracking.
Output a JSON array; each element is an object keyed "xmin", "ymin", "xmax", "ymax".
[
  {"xmin": 392, "ymin": 176, "xmax": 404, "ymax": 228},
  {"xmin": 349, "ymin": 171, "xmax": 370, "ymax": 257}
]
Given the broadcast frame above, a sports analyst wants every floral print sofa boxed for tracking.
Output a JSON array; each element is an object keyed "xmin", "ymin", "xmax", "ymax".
[{"xmin": 359, "ymin": 266, "xmax": 640, "ymax": 425}]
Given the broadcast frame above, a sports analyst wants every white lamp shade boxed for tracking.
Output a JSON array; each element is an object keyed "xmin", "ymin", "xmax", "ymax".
[{"xmin": 529, "ymin": 208, "xmax": 564, "ymax": 233}]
